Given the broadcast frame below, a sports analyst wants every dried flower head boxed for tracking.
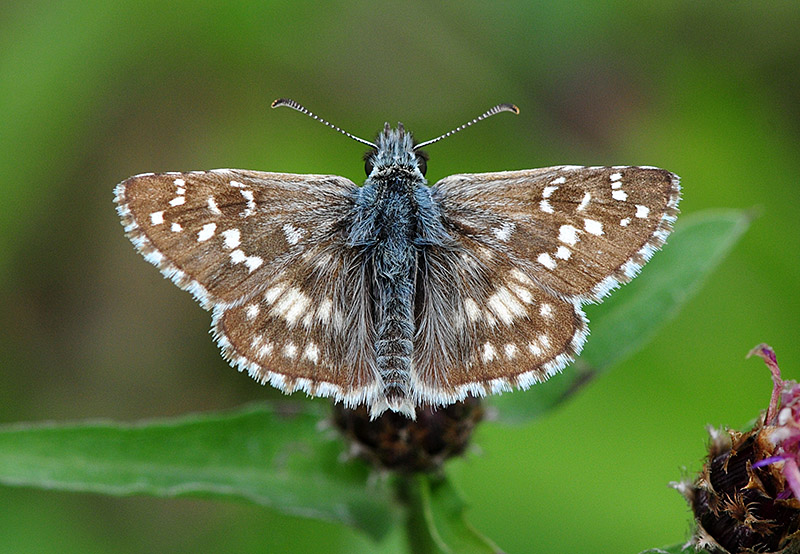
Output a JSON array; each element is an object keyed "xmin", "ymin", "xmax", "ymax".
[
  {"xmin": 673, "ymin": 344, "xmax": 800, "ymax": 554},
  {"xmin": 333, "ymin": 398, "xmax": 484, "ymax": 473}
]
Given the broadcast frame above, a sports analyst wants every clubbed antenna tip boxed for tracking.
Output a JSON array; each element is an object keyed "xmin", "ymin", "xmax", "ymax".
[
  {"xmin": 270, "ymin": 98, "xmax": 294, "ymax": 109},
  {"xmin": 499, "ymin": 103, "xmax": 521, "ymax": 115}
]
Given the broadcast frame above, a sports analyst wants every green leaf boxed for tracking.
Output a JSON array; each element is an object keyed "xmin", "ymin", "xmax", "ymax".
[
  {"xmin": 490, "ymin": 209, "xmax": 752, "ymax": 423},
  {"xmin": 0, "ymin": 401, "xmax": 394, "ymax": 540},
  {"xmin": 404, "ymin": 475, "xmax": 503, "ymax": 554}
]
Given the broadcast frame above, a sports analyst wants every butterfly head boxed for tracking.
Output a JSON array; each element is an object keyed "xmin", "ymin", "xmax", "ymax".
[{"xmin": 364, "ymin": 122, "xmax": 429, "ymax": 178}]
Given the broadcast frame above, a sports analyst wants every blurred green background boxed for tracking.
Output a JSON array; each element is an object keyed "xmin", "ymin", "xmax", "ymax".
[{"xmin": 1, "ymin": 1, "xmax": 799, "ymax": 552}]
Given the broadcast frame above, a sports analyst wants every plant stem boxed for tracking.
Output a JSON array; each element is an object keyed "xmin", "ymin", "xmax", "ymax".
[{"xmin": 397, "ymin": 474, "xmax": 440, "ymax": 554}]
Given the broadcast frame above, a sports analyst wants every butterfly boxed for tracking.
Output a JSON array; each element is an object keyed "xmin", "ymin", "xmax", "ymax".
[{"xmin": 114, "ymin": 99, "xmax": 680, "ymax": 418}]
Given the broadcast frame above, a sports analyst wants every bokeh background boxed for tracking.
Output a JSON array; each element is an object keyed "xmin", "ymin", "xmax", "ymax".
[{"xmin": 2, "ymin": 1, "xmax": 799, "ymax": 552}]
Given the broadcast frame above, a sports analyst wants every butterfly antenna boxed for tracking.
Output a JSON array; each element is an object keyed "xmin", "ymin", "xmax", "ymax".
[
  {"xmin": 413, "ymin": 103, "xmax": 519, "ymax": 150},
  {"xmin": 272, "ymin": 98, "xmax": 377, "ymax": 149}
]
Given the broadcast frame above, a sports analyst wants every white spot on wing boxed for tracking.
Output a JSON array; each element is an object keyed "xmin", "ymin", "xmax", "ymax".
[
  {"xmin": 620, "ymin": 217, "xmax": 631, "ymax": 227},
  {"xmin": 244, "ymin": 255, "xmax": 263, "ymax": 272},
  {"xmin": 171, "ymin": 222, "xmax": 182, "ymax": 232},
  {"xmin": 539, "ymin": 200, "xmax": 554, "ymax": 213},
  {"xmin": 540, "ymin": 303, "xmax": 553, "ymax": 318},
  {"xmin": 487, "ymin": 287, "xmax": 527, "ymax": 325},
  {"xmin": 464, "ymin": 297, "xmax": 481, "ymax": 322},
  {"xmin": 504, "ymin": 344, "xmax": 517, "ymax": 359},
  {"xmin": 542, "ymin": 185, "xmax": 558, "ymax": 198},
  {"xmin": 272, "ymin": 287, "xmax": 311, "ymax": 325},
  {"xmin": 207, "ymin": 196, "xmax": 222, "ymax": 215},
  {"xmin": 555, "ymin": 246, "xmax": 571, "ymax": 260},
  {"xmin": 577, "ymin": 192, "xmax": 591, "ymax": 211},
  {"xmin": 559, "ymin": 225, "xmax": 579, "ymax": 246},
  {"xmin": 550, "ymin": 176, "xmax": 567, "ymax": 185},
  {"xmin": 230, "ymin": 249, "xmax": 246, "ymax": 264},
  {"xmin": 197, "ymin": 222, "xmax": 217, "ymax": 242},
  {"xmin": 282, "ymin": 223, "xmax": 304, "ymax": 245},
  {"xmin": 482, "ymin": 342, "xmax": 497, "ymax": 363},
  {"xmin": 222, "ymin": 229, "xmax": 241, "ymax": 249},
  {"xmin": 584, "ymin": 218, "xmax": 604, "ymax": 236},
  {"xmin": 241, "ymin": 189, "xmax": 256, "ymax": 216},
  {"xmin": 636, "ymin": 204, "xmax": 650, "ymax": 218},
  {"xmin": 510, "ymin": 269, "xmax": 535, "ymax": 287},
  {"xmin": 264, "ymin": 283, "xmax": 287, "ymax": 304},
  {"xmin": 246, "ymin": 303, "xmax": 260, "ymax": 320},
  {"xmin": 150, "ymin": 211, "xmax": 164, "ymax": 225},
  {"xmin": 169, "ymin": 196, "xmax": 185, "ymax": 207},
  {"xmin": 256, "ymin": 341, "xmax": 273, "ymax": 359},
  {"xmin": 492, "ymin": 222, "xmax": 515, "ymax": 242},
  {"xmin": 537, "ymin": 252, "xmax": 556, "ymax": 270},
  {"xmin": 510, "ymin": 284, "xmax": 534, "ymax": 304},
  {"xmin": 612, "ymin": 189, "xmax": 628, "ymax": 201},
  {"xmin": 173, "ymin": 178, "xmax": 186, "ymax": 187},
  {"xmin": 303, "ymin": 343, "xmax": 320, "ymax": 364},
  {"xmin": 283, "ymin": 342, "xmax": 298, "ymax": 359},
  {"xmin": 609, "ymin": 172, "xmax": 622, "ymax": 181}
]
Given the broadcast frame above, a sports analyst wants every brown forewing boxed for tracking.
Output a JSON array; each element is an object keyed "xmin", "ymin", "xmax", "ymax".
[
  {"xmin": 115, "ymin": 169, "xmax": 358, "ymax": 308},
  {"xmin": 432, "ymin": 166, "xmax": 680, "ymax": 302}
]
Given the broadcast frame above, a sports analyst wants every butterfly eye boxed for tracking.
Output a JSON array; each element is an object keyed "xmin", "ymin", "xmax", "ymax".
[
  {"xmin": 364, "ymin": 152, "xmax": 376, "ymax": 176},
  {"xmin": 416, "ymin": 151, "xmax": 428, "ymax": 176}
]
